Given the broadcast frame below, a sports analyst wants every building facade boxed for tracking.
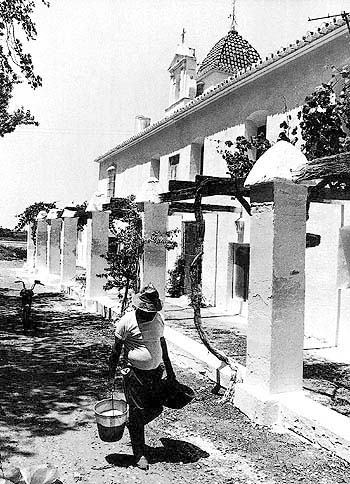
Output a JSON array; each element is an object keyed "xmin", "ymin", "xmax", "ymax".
[{"xmin": 93, "ymin": 19, "xmax": 350, "ymax": 347}]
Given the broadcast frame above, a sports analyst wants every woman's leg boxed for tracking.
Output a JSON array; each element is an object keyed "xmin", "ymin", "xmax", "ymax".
[
  {"xmin": 128, "ymin": 404, "xmax": 148, "ymax": 469},
  {"xmin": 123, "ymin": 370, "xmax": 148, "ymax": 469}
]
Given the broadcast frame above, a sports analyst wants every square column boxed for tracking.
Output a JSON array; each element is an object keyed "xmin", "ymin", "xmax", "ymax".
[
  {"xmin": 142, "ymin": 202, "xmax": 169, "ymax": 304},
  {"xmin": 60, "ymin": 217, "xmax": 78, "ymax": 285},
  {"xmin": 26, "ymin": 223, "xmax": 35, "ymax": 270},
  {"xmin": 85, "ymin": 211, "xmax": 109, "ymax": 300},
  {"xmin": 336, "ymin": 225, "xmax": 350, "ymax": 348},
  {"xmin": 234, "ymin": 181, "xmax": 308, "ymax": 424},
  {"xmin": 47, "ymin": 219, "xmax": 62, "ymax": 277},
  {"xmin": 35, "ymin": 220, "xmax": 48, "ymax": 275}
]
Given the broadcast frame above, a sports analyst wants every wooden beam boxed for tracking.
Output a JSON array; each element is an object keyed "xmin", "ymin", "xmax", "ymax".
[
  {"xmin": 309, "ymin": 187, "xmax": 350, "ymax": 203},
  {"xmin": 160, "ymin": 187, "xmax": 197, "ymax": 202},
  {"xmin": 168, "ymin": 180, "xmax": 196, "ymax": 191},
  {"xmin": 160, "ymin": 176, "xmax": 250, "ymax": 202},
  {"xmin": 169, "ymin": 202, "xmax": 241, "ymax": 214}
]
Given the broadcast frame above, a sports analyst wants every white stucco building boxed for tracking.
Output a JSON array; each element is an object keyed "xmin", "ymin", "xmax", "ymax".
[{"xmin": 93, "ymin": 18, "xmax": 350, "ymax": 349}]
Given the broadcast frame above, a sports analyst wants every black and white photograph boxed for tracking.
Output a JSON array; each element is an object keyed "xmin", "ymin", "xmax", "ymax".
[{"xmin": 1, "ymin": 1, "xmax": 350, "ymax": 482}]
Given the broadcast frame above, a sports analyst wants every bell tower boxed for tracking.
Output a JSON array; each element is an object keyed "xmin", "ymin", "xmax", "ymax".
[{"xmin": 166, "ymin": 29, "xmax": 197, "ymax": 114}]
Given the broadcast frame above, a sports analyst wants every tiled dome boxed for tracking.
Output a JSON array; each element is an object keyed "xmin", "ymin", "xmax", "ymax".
[{"xmin": 197, "ymin": 28, "xmax": 261, "ymax": 77}]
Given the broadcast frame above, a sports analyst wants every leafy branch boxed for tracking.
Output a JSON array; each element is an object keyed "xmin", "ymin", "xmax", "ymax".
[{"xmin": 0, "ymin": 0, "xmax": 50, "ymax": 136}]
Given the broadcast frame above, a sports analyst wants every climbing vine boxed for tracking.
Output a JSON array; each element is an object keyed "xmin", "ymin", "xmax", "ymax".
[
  {"xmin": 216, "ymin": 133, "xmax": 271, "ymax": 180},
  {"xmin": 298, "ymin": 81, "xmax": 346, "ymax": 160},
  {"xmin": 15, "ymin": 201, "xmax": 57, "ymax": 243}
]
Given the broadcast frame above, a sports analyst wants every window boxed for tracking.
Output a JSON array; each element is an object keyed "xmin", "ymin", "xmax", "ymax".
[
  {"xmin": 169, "ymin": 154, "xmax": 180, "ymax": 180},
  {"xmin": 196, "ymin": 82, "xmax": 204, "ymax": 97},
  {"xmin": 107, "ymin": 166, "xmax": 116, "ymax": 198},
  {"xmin": 245, "ymin": 110, "xmax": 269, "ymax": 162},
  {"xmin": 189, "ymin": 142, "xmax": 204, "ymax": 180},
  {"xmin": 175, "ymin": 73, "xmax": 181, "ymax": 101},
  {"xmin": 232, "ymin": 243, "xmax": 250, "ymax": 301},
  {"xmin": 150, "ymin": 159, "xmax": 160, "ymax": 179}
]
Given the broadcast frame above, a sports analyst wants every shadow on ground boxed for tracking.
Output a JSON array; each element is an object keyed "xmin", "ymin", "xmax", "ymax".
[
  {"xmin": 105, "ymin": 438, "xmax": 209, "ymax": 468},
  {"xmin": 0, "ymin": 291, "xmax": 112, "ymax": 457},
  {"xmin": 303, "ymin": 357, "xmax": 350, "ymax": 415}
]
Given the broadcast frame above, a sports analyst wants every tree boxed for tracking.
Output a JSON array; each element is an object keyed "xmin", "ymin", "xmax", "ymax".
[
  {"xmin": 100, "ymin": 196, "xmax": 144, "ymax": 315},
  {"xmin": 101, "ymin": 195, "xmax": 179, "ymax": 315},
  {"xmin": 0, "ymin": 0, "xmax": 49, "ymax": 136}
]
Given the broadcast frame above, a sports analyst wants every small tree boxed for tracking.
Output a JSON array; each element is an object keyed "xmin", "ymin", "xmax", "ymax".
[
  {"xmin": 101, "ymin": 196, "xmax": 143, "ymax": 315},
  {"xmin": 167, "ymin": 255, "xmax": 186, "ymax": 297},
  {"xmin": 101, "ymin": 195, "xmax": 179, "ymax": 315}
]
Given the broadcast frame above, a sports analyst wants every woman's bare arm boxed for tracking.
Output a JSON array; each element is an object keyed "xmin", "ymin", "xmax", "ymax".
[
  {"xmin": 108, "ymin": 337, "xmax": 123, "ymax": 380},
  {"xmin": 160, "ymin": 336, "xmax": 176, "ymax": 381}
]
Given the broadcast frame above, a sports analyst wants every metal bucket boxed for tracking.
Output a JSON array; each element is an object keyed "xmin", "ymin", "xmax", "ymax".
[{"xmin": 94, "ymin": 398, "xmax": 128, "ymax": 442}]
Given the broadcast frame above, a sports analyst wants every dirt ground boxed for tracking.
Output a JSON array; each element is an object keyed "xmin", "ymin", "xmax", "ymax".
[{"xmin": 1, "ymin": 261, "xmax": 350, "ymax": 484}]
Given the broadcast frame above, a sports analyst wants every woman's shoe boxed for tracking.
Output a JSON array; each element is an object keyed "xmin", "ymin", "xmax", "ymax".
[{"xmin": 135, "ymin": 455, "xmax": 149, "ymax": 471}]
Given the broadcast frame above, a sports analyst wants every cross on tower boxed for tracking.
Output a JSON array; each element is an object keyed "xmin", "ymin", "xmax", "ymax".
[
  {"xmin": 181, "ymin": 27, "xmax": 186, "ymax": 44},
  {"xmin": 228, "ymin": 0, "xmax": 237, "ymax": 31}
]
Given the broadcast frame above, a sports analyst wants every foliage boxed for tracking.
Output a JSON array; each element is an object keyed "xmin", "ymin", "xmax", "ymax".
[
  {"xmin": 101, "ymin": 195, "xmax": 179, "ymax": 315},
  {"xmin": 101, "ymin": 196, "xmax": 143, "ymax": 315},
  {"xmin": 0, "ymin": 226, "xmax": 26, "ymax": 239},
  {"xmin": 167, "ymin": 255, "xmax": 186, "ymax": 297},
  {"xmin": 15, "ymin": 201, "xmax": 56, "ymax": 243},
  {"xmin": 216, "ymin": 133, "xmax": 271, "ymax": 179},
  {"xmin": 146, "ymin": 228, "xmax": 180, "ymax": 251},
  {"xmin": 298, "ymin": 81, "xmax": 346, "ymax": 160},
  {"xmin": 216, "ymin": 136, "xmax": 254, "ymax": 179},
  {"xmin": 335, "ymin": 66, "xmax": 350, "ymax": 131},
  {"xmin": 0, "ymin": 0, "xmax": 49, "ymax": 136},
  {"xmin": 0, "ymin": 243, "xmax": 26, "ymax": 260},
  {"xmin": 253, "ymin": 132, "xmax": 272, "ymax": 159},
  {"xmin": 0, "ymin": 71, "xmax": 38, "ymax": 136},
  {"xmin": 0, "ymin": 462, "xmax": 61, "ymax": 483},
  {"xmin": 278, "ymin": 116, "xmax": 298, "ymax": 144},
  {"xmin": 217, "ymin": 65, "xmax": 350, "ymax": 181},
  {"xmin": 73, "ymin": 201, "xmax": 88, "ymax": 231}
]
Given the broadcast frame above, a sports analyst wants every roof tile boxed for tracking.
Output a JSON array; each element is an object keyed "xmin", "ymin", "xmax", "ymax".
[{"xmin": 197, "ymin": 29, "xmax": 261, "ymax": 77}]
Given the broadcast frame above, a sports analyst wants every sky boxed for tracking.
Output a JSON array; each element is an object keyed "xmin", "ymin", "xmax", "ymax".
[{"xmin": 1, "ymin": 0, "xmax": 349, "ymax": 228}]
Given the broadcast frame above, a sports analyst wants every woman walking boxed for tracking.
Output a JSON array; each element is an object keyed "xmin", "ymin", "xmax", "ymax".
[{"xmin": 108, "ymin": 283, "xmax": 174, "ymax": 470}]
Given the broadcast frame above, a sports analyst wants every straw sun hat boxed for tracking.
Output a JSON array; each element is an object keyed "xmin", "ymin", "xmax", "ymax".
[{"xmin": 132, "ymin": 283, "xmax": 162, "ymax": 312}]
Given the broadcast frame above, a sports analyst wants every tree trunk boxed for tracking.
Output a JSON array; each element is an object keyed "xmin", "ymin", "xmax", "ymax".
[
  {"xmin": 189, "ymin": 179, "xmax": 237, "ymax": 372},
  {"xmin": 121, "ymin": 276, "xmax": 130, "ymax": 315}
]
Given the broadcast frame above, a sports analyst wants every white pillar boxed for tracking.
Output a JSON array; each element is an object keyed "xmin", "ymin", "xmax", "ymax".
[
  {"xmin": 142, "ymin": 202, "xmax": 169, "ymax": 304},
  {"xmin": 47, "ymin": 219, "xmax": 62, "ymax": 277},
  {"xmin": 26, "ymin": 223, "xmax": 35, "ymax": 270},
  {"xmin": 336, "ymin": 225, "xmax": 350, "ymax": 348},
  {"xmin": 202, "ymin": 213, "xmax": 218, "ymax": 306},
  {"xmin": 35, "ymin": 220, "xmax": 48, "ymax": 274},
  {"xmin": 60, "ymin": 217, "xmax": 78, "ymax": 285},
  {"xmin": 234, "ymin": 180, "xmax": 308, "ymax": 424},
  {"xmin": 85, "ymin": 211, "xmax": 109, "ymax": 300}
]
